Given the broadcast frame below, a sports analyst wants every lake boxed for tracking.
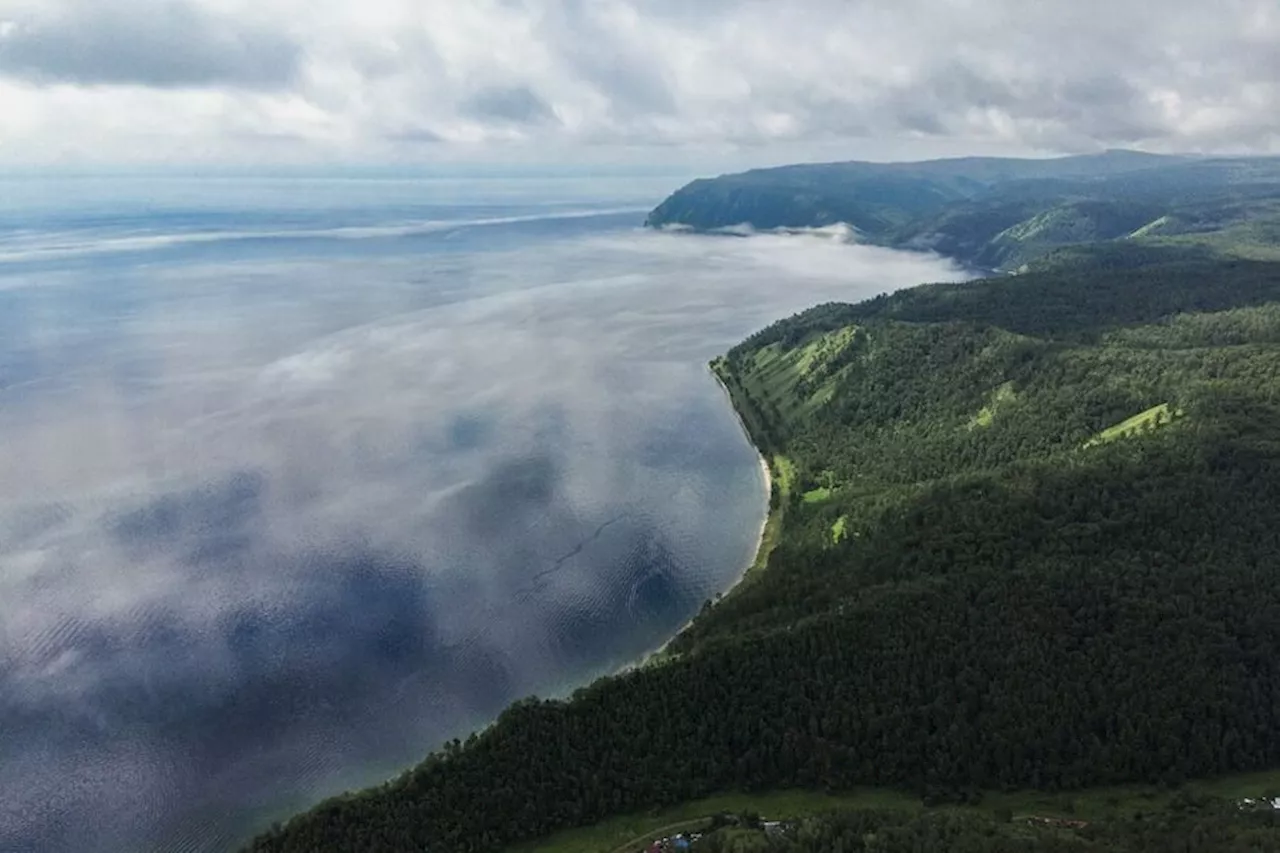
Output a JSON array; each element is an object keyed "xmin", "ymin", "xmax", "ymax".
[{"xmin": 0, "ymin": 174, "xmax": 963, "ymax": 852}]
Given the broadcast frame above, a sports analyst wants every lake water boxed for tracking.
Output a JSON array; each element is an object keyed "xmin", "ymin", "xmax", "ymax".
[{"xmin": 0, "ymin": 174, "xmax": 963, "ymax": 852}]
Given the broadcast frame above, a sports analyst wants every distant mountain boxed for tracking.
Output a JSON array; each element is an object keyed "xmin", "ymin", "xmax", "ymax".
[{"xmin": 645, "ymin": 151, "xmax": 1280, "ymax": 270}]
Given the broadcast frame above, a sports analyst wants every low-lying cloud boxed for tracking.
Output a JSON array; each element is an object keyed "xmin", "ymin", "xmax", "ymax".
[{"xmin": 0, "ymin": 212, "xmax": 966, "ymax": 851}]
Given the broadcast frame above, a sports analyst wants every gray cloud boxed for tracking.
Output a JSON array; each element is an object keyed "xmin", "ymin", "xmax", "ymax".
[
  {"xmin": 1, "ymin": 0, "xmax": 1278, "ymax": 161},
  {"xmin": 445, "ymin": 0, "xmax": 1280, "ymax": 155},
  {"xmin": 0, "ymin": 2, "xmax": 300, "ymax": 89},
  {"xmin": 876, "ymin": 62, "xmax": 1170, "ymax": 150},
  {"xmin": 546, "ymin": 2, "xmax": 677, "ymax": 116},
  {"xmin": 461, "ymin": 85, "xmax": 557, "ymax": 125}
]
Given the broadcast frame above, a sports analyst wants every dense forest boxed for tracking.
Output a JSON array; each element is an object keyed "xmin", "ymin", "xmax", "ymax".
[{"xmin": 248, "ymin": 241, "xmax": 1280, "ymax": 852}]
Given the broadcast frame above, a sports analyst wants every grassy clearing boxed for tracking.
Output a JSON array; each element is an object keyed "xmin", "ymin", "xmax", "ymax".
[
  {"xmin": 981, "ymin": 768, "xmax": 1280, "ymax": 819},
  {"xmin": 831, "ymin": 515, "xmax": 848, "ymax": 544},
  {"xmin": 969, "ymin": 381, "xmax": 1017, "ymax": 429},
  {"xmin": 1128, "ymin": 214, "xmax": 1173, "ymax": 238},
  {"xmin": 771, "ymin": 455, "xmax": 797, "ymax": 494},
  {"xmin": 506, "ymin": 789, "xmax": 918, "ymax": 853},
  {"xmin": 506, "ymin": 770, "xmax": 1280, "ymax": 853},
  {"xmin": 801, "ymin": 486, "xmax": 832, "ymax": 504},
  {"xmin": 746, "ymin": 465, "xmax": 784, "ymax": 575},
  {"xmin": 742, "ymin": 328, "xmax": 860, "ymax": 422},
  {"xmin": 742, "ymin": 454, "xmax": 794, "ymax": 579},
  {"xmin": 1145, "ymin": 210, "xmax": 1280, "ymax": 261},
  {"xmin": 1084, "ymin": 402, "xmax": 1180, "ymax": 447}
]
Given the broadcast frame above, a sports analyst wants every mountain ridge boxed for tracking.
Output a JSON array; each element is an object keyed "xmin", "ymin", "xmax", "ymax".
[{"xmin": 645, "ymin": 150, "xmax": 1280, "ymax": 270}]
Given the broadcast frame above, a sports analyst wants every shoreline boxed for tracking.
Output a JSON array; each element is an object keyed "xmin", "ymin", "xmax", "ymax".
[
  {"xmin": 710, "ymin": 364, "xmax": 774, "ymax": 595},
  {"xmin": 618, "ymin": 365, "xmax": 773, "ymax": 672}
]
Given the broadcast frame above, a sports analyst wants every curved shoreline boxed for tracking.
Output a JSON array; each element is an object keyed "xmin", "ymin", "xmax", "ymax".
[
  {"xmin": 709, "ymin": 365, "xmax": 775, "ymax": 593},
  {"xmin": 620, "ymin": 366, "xmax": 772, "ymax": 672}
]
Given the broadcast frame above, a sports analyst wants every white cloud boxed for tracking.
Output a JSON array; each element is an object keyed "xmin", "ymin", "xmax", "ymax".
[{"xmin": 0, "ymin": 0, "xmax": 1277, "ymax": 165}]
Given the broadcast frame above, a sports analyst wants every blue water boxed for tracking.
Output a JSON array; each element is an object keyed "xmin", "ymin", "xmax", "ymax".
[{"xmin": 0, "ymin": 175, "xmax": 963, "ymax": 852}]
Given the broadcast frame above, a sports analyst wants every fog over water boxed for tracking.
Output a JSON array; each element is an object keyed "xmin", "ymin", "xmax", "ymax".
[{"xmin": 0, "ymin": 176, "xmax": 965, "ymax": 853}]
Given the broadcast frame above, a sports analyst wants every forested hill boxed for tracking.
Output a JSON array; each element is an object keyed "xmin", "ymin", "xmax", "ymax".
[
  {"xmin": 644, "ymin": 151, "xmax": 1280, "ymax": 270},
  {"xmin": 249, "ymin": 245, "xmax": 1280, "ymax": 853}
]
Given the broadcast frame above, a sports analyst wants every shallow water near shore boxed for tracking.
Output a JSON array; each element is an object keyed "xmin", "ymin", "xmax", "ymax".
[{"xmin": 0, "ymin": 174, "xmax": 965, "ymax": 852}]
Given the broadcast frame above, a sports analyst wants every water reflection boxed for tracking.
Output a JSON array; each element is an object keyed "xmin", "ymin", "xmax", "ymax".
[{"xmin": 0, "ymin": 182, "xmax": 965, "ymax": 852}]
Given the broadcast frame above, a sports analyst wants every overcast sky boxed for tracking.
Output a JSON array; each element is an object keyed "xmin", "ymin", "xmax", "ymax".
[{"xmin": 0, "ymin": 0, "xmax": 1276, "ymax": 167}]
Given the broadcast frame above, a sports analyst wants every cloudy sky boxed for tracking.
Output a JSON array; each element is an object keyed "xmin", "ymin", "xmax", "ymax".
[{"xmin": 0, "ymin": 0, "xmax": 1277, "ymax": 167}]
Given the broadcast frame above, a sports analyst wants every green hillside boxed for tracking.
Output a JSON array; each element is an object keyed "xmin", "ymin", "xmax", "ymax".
[
  {"xmin": 247, "ymin": 246, "xmax": 1280, "ymax": 853},
  {"xmin": 645, "ymin": 151, "xmax": 1280, "ymax": 270}
]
